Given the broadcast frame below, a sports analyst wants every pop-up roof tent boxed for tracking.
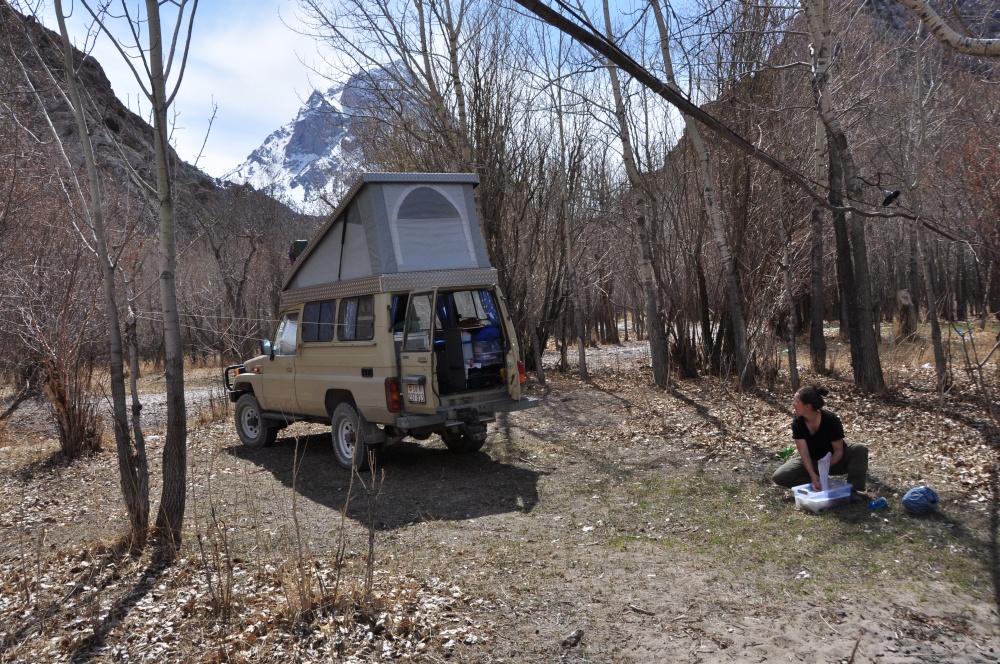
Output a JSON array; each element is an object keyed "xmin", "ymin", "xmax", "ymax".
[{"xmin": 281, "ymin": 173, "xmax": 497, "ymax": 307}]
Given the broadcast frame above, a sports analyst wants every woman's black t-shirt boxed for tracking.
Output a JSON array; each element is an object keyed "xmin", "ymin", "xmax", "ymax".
[{"xmin": 791, "ymin": 410, "xmax": 845, "ymax": 462}]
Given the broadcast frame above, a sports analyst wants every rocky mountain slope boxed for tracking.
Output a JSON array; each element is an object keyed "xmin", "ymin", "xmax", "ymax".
[
  {"xmin": 224, "ymin": 71, "xmax": 388, "ymax": 212},
  {"xmin": 0, "ymin": 1, "xmax": 311, "ymax": 224}
]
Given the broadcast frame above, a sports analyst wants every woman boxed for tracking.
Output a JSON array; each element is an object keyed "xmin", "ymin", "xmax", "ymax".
[{"xmin": 772, "ymin": 385, "xmax": 868, "ymax": 499}]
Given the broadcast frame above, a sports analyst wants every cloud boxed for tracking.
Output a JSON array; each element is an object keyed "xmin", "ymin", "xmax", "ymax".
[
  {"xmin": 40, "ymin": 0, "xmax": 328, "ymax": 178},
  {"xmin": 171, "ymin": 4, "xmax": 325, "ymax": 175}
]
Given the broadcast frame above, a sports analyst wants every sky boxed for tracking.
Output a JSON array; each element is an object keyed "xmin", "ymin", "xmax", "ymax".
[{"xmin": 39, "ymin": 0, "xmax": 328, "ymax": 178}]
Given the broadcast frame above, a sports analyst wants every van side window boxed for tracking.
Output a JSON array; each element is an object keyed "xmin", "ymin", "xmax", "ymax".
[
  {"xmin": 338, "ymin": 295, "xmax": 375, "ymax": 341},
  {"xmin": 274, "ymin": 313, "xmax": 299, "ymax": 355},
  {"xmin": 302, "ymin": 300, "xmax": 336, "ymax": 342}
]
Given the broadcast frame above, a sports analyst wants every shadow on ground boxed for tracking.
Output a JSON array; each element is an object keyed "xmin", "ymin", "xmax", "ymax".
[{"xmin": 229, "ymin": 433, "xmax": 545, "ymax": 530}]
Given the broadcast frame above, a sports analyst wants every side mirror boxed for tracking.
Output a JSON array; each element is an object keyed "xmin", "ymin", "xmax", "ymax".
[{"xmin": 261, "ymin": 339, "xmax": 274, "ymax": 360}]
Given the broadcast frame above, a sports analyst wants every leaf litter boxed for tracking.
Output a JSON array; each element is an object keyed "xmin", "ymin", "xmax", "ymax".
[{"xmin": 1, "ymin": 348, "xmax": 999, "ymax": 661}]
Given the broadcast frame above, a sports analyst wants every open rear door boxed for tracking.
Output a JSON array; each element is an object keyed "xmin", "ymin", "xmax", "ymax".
[{"xmin": 398, "ymin": 289, "xmax": 437, "ymax": 415}]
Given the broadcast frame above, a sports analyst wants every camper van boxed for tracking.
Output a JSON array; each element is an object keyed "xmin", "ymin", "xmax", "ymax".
[{"xmin": 224, "ymin": 173, "xmax": 537, "ymax": 469}]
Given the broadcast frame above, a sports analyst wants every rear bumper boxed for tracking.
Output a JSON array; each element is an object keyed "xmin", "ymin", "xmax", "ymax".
[{"xmin": 395, "ymin": 396, "xmax": 539, "ymax": 430}]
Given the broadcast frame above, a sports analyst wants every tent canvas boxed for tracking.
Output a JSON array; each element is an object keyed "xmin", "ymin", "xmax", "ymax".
[{"xmin": 284, "ymin": 173, "xmax": 490, "ymax": 293}]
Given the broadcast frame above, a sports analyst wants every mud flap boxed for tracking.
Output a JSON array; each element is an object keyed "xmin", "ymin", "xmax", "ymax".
[{"xmin": 359, "ymin": 412, "xmax": 387, "ymax": 445}]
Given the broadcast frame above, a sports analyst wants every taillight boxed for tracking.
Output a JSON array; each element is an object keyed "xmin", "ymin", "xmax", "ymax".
[
  {"xmin": 385, "ymin": 377, "xmax": 401, "ymax": 413},
  {"xmin": 517, "ymin": 361, "xmax": 526, "ymax": 385}
]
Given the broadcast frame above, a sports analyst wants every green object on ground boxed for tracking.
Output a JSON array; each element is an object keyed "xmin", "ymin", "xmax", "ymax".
[{"xmin": 778, "ymin": 446, "xmax": 795, "ymax": 459}]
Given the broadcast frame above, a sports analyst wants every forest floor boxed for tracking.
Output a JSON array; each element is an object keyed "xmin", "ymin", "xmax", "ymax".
[{"xmin": 1, "ymin": 334, "xmax": 999, "ymax": 662}]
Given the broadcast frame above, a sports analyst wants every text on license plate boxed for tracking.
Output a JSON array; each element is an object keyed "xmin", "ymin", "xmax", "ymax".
[{"xmin": 406, "ymin": 383, "xmax": 426, "ymax": 403}]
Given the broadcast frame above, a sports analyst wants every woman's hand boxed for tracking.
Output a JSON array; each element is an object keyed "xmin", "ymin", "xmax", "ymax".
[{"xmin": 810, "ymin": 475, "xmax": 822, "ymax": 492}]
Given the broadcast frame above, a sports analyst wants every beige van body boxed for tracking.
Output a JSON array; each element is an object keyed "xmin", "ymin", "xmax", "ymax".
[{"xmin": 224, "ymin": 174, "xmax": 537, "ymax": 468}]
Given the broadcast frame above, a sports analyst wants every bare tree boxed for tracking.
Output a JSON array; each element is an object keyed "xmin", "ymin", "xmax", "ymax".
[
  {"xmin": 801, "ymin": 0, "xmax": 885, "ymax": 392},
  {"xmin": 596, "ymin": 0, "xmax": 670, "ymax": 387},
  {"xmin": 650, "ymin": 0, "xmax": 753, "ymax": 387},
  {"xmin": 907, "ymin": 31, "xmax": 950, "ymax": 390},
  {"xmin": 82, "ymin": 0, "xmax": 199, "ymax": 552},
  {"xmin": 52, "ymin": 0, "xmax": 151, "ymax": 548},
  {"xmin": 3, "ymin": 0, "xmax": 151, "ymax": 547},
  {"xmin": 298, "ymin": 0, "xmax": 475, "ymax": 171},
  {"xmin": 807, "ymin": 116, "xmax": 828, "ymax": 374}
]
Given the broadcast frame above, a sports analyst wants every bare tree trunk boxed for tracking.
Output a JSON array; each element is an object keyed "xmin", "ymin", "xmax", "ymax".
[
  {"xmin": 517, "ymin": 221, "xmax": 546, "ymax": 384},
  {"xmin": 634, "ymin": 193, "xmax": 669, "ymax": 386},
  {"xmin": 125, "ymin": 305, "xmax": 150, "ymax": 544},
  {"xmin": 809, "ymin": 119, "xmax": 828, "ymax": 374},
  {"xmin": 956, "ymin": 248, "xmax": 967, "ymax": 321},
  {"xmin": 891, "ymin": 0, "xmax": 1000, "ymax": 55},
  {"xmin": 563, "ymin": 196, "xmax": 588, "ymax": 380},
  {"xmin": 696, "ymin": 253, "xmax": 717, "ymax": 373},
  {"xmin": 558, "ymin": 174, "xmax": 587, "ymax": 379},
  {"xmin": 439, "ymin": 0, "xmax": 471, "ymax": 167},
  {"xmin": 783, "ymin": 230, "xmax": 800, "ymax": 391},
  {"xmin": 145, "ymin": 0, "xmax": 189, "ymax": 552},
  {"xmin": 911, "ymin": 34, "xmax": 950, "ymax": 390}
]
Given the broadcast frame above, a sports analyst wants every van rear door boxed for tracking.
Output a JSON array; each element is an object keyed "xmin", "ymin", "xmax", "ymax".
[{"xmin": 398, "ymin": 290, "xmax": 438, "ymax": 414}]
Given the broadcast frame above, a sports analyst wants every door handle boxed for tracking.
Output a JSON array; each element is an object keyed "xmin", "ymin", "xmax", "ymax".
[{"xmin": 286, "ymin": 366, "xmax": 293, "ymax": 373}]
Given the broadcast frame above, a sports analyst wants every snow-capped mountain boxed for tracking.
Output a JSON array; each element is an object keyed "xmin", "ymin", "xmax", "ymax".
[{"xmin": 225, "ymin": 76, "xmax": 371, "ymax": 213}]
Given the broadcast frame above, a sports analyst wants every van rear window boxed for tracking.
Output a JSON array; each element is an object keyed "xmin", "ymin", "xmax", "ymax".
[{"xmin": 338, "ymin": 295, "xmax": 375, "ymax": 341}]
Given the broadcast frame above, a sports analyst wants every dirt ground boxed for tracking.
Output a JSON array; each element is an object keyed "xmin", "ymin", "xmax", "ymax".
[{"xmin": 2, "ymin": 341, "xmax": 1000, "ymax": 662}]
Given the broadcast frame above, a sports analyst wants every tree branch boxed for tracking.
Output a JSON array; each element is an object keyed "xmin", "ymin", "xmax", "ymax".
[
  {"xmin": 889, "ymin": 0, "xmax": 1000, "ymax": 56},
  {"xmin": 508, "ymin": 0, "xmax": 948, "ymax": 230}
]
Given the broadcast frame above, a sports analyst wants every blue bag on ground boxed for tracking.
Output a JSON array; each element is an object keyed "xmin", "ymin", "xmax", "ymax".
[{"xmin": 902, "ymin": 486, "xmax": 939, "ymax": 514}]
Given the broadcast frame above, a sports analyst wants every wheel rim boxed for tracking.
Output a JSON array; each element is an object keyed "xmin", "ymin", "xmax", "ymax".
[
  {"xmin": 242, "ymin": 406, "xmax": 261, "ymax": 439},
  {"xmin": 336, "ymin": 417, "xmax": 356, "ymax": 459}
]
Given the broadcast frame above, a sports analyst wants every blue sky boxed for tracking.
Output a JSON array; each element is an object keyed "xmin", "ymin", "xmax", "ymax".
[{"xmin": 39, "ymin": 0, "xmax": 324, "ymax": 178}]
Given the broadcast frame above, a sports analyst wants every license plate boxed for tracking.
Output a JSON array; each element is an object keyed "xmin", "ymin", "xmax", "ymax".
[{"xmin": 406, "ymin": 383, "xmax": 426, "ymax": 403}]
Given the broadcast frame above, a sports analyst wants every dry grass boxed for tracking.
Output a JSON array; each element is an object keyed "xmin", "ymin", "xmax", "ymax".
[{"xmin": 189, "ymin": 384, "xmax": 231, "ymax": 428}]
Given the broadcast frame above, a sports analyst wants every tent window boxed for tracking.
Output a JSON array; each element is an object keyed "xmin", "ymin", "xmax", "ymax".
[{"xmin": 398, "ymin": 187, "xmax": 460, "ymax": 219}]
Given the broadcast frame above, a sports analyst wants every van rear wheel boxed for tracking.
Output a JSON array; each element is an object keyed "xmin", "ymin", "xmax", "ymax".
[
  {"xmin": 440, "ymin": 430, "xmax": 485, "ymax": 454},
  {"xmin": 331, "ymin": 403, "xmax": 379, "ymax": 470}
]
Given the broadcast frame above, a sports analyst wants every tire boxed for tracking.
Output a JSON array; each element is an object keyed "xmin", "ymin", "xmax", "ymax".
[
  {"xmin": 331, "ymin": 402, "xmax": 381, "ymax": 470},
  {"xmin": 440, "ymin": 430, "xmax": 485, "ymax": 454},
  {"xmin": 235, "ymin": 394, "xmax": 278, "ymax": 448}
]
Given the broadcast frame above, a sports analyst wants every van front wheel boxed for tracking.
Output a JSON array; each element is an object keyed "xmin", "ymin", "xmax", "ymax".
[
  {"xmin": 235, "ymin": 394, "xmax": 278, "ymax": 448},
  {"xmin": 331, "ymin": 403, "xmax": 378, "ymax": 470}
]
